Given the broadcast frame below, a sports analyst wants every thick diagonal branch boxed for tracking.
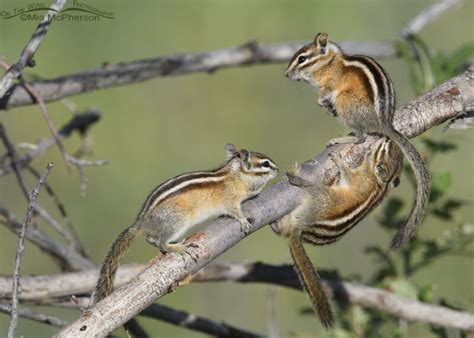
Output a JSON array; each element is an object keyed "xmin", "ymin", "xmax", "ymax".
[{"xmin": 55, "ymin": 67, "xmax": 473, "ymax": 337}]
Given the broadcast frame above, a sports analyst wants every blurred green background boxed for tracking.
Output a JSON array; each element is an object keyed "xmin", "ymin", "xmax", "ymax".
[{"xmin": 0, "ymin": 0, "xmax": 472, "ymax": 337}]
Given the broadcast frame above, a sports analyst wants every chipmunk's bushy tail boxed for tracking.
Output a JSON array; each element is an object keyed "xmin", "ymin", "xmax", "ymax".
[
  {"xmin": 91, "ymin": 225, "xmax": 141, "ymax": 305},
  {"xmin": 289, "ymin": 231, "xmax": 334, "ymax": 329},
  {"xmin": 383, "ymin": 127, "xmax": 430, "ymax": 249}
]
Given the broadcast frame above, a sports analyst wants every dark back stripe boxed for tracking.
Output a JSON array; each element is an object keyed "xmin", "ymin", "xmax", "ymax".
[
  {"xmin": 300, "ymin": 187, "xmax": 389, "ymax": 244},
  {"xmin": 138, "ymin": 167, "xmax": 228, "ymax": 219},
  {"xmin": 348, "ymin": 55, "xmax": 392, "ymax": 117}
]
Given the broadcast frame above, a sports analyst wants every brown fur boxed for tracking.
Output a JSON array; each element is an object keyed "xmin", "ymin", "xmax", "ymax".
[
  {"xmin": 271, "ymin": 139, "xmax": 403, "ymax": 328},
  {"xmin": 285, "ymin": 32, "xmax": 430, "ymax": 249},
  {"xmin": 91, "ymin": 144, "xmax": 278, "ymax": 307}
]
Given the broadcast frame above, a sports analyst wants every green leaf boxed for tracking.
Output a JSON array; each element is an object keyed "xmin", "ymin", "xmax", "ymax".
[
  {"xmin": 418, "ymin": 284, "xmax": 434, "ymax": 302},
  {"xmin": 446, "ymin": 43, "xmax": 474, "ymax": 74},
  {"xmin": 432, "ymin": 199, "xmax": 465, "ymax": 220},
  {"xmin": 430, "ymin": 172, "xmax": 452, "ymax": 202}
]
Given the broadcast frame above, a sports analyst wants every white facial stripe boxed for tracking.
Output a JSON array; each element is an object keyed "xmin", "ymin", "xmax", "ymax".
[
  {"xmin": 150, "ymin": 176, "xmax": 225, "ymax": 209},
  {"xmin": 342, "ymin": 59, "xmax": 380, "ymax": 114},
  {"xmin": 316, "ymin": 189, "xmax": 379, "ymax": 227},
  {"xmin": 255, "ymin": 158, "xmax": 277, "ymax": 168}
]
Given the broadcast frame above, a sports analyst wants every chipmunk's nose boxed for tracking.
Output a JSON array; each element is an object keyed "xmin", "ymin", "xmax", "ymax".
[{"xmin": 284, "ymin": 69, "xmax": 290, "ymax": 78}]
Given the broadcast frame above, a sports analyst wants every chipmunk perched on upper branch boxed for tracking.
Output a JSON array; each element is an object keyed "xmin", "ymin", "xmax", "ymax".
[
  {"xmin": 272, "ymin": 138, "xmax": 403, "ymax": 328},
  {"xmin": 284, "ymin": 32, "xmax": 430, "ymax": 249},
  {"xmin": 91, "ymin": 144, "xmax": 278, "ymax": 304}
]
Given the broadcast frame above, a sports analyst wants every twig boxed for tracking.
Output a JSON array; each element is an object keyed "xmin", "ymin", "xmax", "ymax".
[
  {"xmin": 54, "ymin": 68, "xmax": 473, "ymax": 337},
  {"xmin": 20, "ymin": 78, "xmax": 70, "ymax": 171},
  {"xmin": 0, "ymin": 204, "xmax": 94, "ymax": 271},
  {"xmin": 1, "ymin": 303, "xmax": 67, "ymax": 328},
  {"xmin": 7, "ymin": 162, "xmax": 53, "ymax": 338},
  {"xmin": 0, "ymin": 0, "xmax": 67, "ymax": 98},
  {"xmin": 401, "ymin": 0, "xmax": 463, "ymax": 38},
  {"xmin": 0, "ymin": 109, "xmax": 101, "ymax": 177},
  {"xmin": 0, "ymin": 124, "xmax": 88, "ymax": 252},
  {"xmin": 266, "ymin": 287, "xmax": 279, "ymax": 338},
  {"xmin": 0, "ymin": 123, "xmax": 30, "ymax": 197},
  {"xmin": 25, "ymin": 165, "xmax": 88, "ymax": 257},
  {"xmin": 0, "ymin": 40, "xmax": 395, "ymax": 109},
  {"xmin": 141, "ymin": 304, "xmax": 263, "ymax": 338}
]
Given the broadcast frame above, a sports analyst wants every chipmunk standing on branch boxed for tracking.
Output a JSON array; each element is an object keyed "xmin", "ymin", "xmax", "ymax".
[
  {"xmin": 271, "ymin": 138, "xmax": 403, "ymax": 328},
  {"xmin": 91, "ymin": 144, "xmax": 278, "ymax": 305},
  {"xmin": 284, "ymin": 32, "xmax": 430, "ymax": 249}
]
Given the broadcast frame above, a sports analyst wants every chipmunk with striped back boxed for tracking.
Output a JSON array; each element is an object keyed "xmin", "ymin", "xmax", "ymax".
[
  {"xmin": 271, "ymin": 138, "xmax": 403, "ymax": 328},
  {"xmin": 92, "ymin": 143, "xmax": 278, "ymax": 304},
  {"xmin": 285, "ymin": 32, "xmax": 430, "ymax": 249}
]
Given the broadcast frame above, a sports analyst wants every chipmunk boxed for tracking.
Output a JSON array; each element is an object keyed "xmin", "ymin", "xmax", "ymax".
[
  {"xmin": 284, "ymin": 32, "xmax": 430, "ymax": 249},
  {"xmin": 271, "ymin": 138, "xmax": 403, "ymax": 328},
  {"xmin": 91, "ymin": 144, "xmax": 278, "ymax": 304}
]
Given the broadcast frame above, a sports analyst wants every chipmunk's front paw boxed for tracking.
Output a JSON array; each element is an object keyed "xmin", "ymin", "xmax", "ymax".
[
  {"xmin": 287, "ymin": 162, "xmax": 301, "ymax": 178},
  {"xmin": 239, "ymin": 218, "xmax": 253, "ymax": 236},
  {"xmin": 287, "ymin": 162, "xmax": 312, "ymax": 187}
]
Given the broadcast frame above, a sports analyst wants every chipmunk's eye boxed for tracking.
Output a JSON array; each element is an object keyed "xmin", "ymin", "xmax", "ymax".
[
  {"xmin": 376, "ymin": 164, "xmax": 384, "ymax": 173},
  {"xmin": 262, "ymin": 161, "xmax": 271, "ymax": 168},
  {"xmin": 297, "ymin": 55, "xmax": 307, "ymax": 64}
]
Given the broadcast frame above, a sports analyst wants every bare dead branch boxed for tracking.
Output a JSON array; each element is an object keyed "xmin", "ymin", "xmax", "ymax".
[
  {"xmin": 0, "ymin": 264, "xmax": 143, "ymax": 300},
  {"xmin": 0, "ymin": 0, "xmax": 67, "ymax": 98},
  {"xmin": 7, "ymin": 162, "xmax": 53, "ymax": 338},
  {"xmin": 2, "ymin": 261, "xmax": 473, "ymax": 332},
  {"xmin": 266, "ymin": 287, "xmax": 279, "ymax": 338},
  {"xmin": 25, "ymin": 165, "xmax": 89, "ymax": 258},
  {"xmin": 193, "ymin": 262, "xmax": 474, "ymax": 332},
  {"xmin": 55, "ymin": 67, "xmax": 474, "ymax": 337},
  {"xmin": 0, "ymin": 124, "xmax": 89, "ymax": 253},
  {"xmin": 0, "ymin": 40, "xmax": 395, "ymax": 110},
  {"xmin": 0, "ymin": 109, "xmax": 101, "ymax": 177},
  {"xmin": 1, "ymin": 303, "xmax": 67, "ymax": 328},
  {"xmin": 141, "ymin": 304, "xmax": 263, "ymax": 338},
  {"xmin": 401, "ymin": 0, "xmax": 463, "ymax": 38},
  {"xmin": 19, "ymin": 78, "xmax": 70, "ymax": 171},
  {"xmin": 0, "ymin": 204, "xmax": 94, "ymax": 271}
]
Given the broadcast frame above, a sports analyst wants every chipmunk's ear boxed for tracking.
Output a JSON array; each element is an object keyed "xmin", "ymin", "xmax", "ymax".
[
  {"xmin": 314, "ymin": 32, "xmax": 328, "ymax": 53},
  {"xmin": 225, "ymin": 143, "xmax": 237, "ymax": 160},
  {"xmin": 239, "ymin": 149, "xmax": 251, "ymax": 170}
]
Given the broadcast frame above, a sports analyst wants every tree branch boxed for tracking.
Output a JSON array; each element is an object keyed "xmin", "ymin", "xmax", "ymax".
[
  {"xmin": 193, "ymin": 262, "xmax": 474, "ymax": 332},
  {"xmin": 7, "ymin": 162, "xmax": 53, "ymax": 338},
  {"xmin": 1, "ymin": 261, "xmax": 473, "ymax": 331},
  {"xmin": 141, "ymin": 304, "xmax": 263, "ymax": 338},
  {"xmin": 1, "ymin": 303, "xmax": 67, "ymax": 329},
  {"xmin": 401, "ymin": 0, "xmax": 463, "ymax": 38},
  {"xmin": 0, "ymin": 204, "xmax": 95, "ymax": 271},
  {"xmin": 0, "ymin": 109, "xmax": 101, "ymax": 177},
  {"xmin": 54, "ymin": 67, "xmax": 473, "ymax": 336},
  {"xmin": 0, "ymin": 40, "xmax": 395, "ymax": 109},
  {"xmin": 0, "ymin": 0, "xmax": 67, "ymax": 98}
]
